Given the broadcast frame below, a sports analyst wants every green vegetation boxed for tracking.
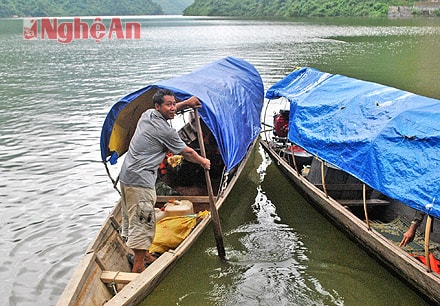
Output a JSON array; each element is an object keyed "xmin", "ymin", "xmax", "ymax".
[
  {"xmin": 0, "ymin": 0, "xmax": 195, "ymax": 17},
  {"xmin": 2, "ymin": 0, "xmax": 432, "ymax": 18},
  {"xmin": 184, "ymin": 0, "xmax": 416, "ymax": 18}
]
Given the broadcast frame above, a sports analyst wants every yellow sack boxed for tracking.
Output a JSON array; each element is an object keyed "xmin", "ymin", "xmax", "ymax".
[{"xmin": 149, "ymin": 210, "xmax": 209, "ymax": 253}]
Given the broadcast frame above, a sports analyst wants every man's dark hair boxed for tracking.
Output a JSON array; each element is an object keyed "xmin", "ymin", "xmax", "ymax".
[{"xmin": 153, "ymin": 88, "xmax": 176, "ymax": 106}]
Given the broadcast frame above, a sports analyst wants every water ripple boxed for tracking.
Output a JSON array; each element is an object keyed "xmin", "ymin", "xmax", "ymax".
[
  {"xmin": 1, "ymin": 16, "xmax": 438, "ymax": 306},
  {"xmin": 204, "ymin": 152, "xmax": 343, "ymax": 305}
]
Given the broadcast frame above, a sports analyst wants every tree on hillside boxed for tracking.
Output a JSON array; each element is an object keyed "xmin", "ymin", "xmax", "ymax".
[
  {"xmin": 184, "ymin": 0, "xmax": 416, "ymax": 17},
  {"xmin": 0, "ymin": 0, "xmax": 163, "ymax": 17}
]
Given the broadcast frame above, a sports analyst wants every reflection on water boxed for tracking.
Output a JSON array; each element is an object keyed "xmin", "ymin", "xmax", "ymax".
[
  {"xmin": 258, "ymin": 150, "xmax": 431, "ymax": 305},
  {"xmin": 144, "ymin": 145, "xmax": 428, "ymax": 305},
  {"xmin": 0, "ymin": 16, "xmax": 438, "ymax": 305},
  {"xmin": 207, "ymin": 149, "xmax": 343, "ymax": 305}
]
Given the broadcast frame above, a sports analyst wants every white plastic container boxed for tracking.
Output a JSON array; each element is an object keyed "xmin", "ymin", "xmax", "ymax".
[
  {"xmin": 155, "ymin": 208, "xmax": 166, "ymax": 221},
  {"xmin": 164, "ymin": 200, "xmax": 194, "ymax": 217}
]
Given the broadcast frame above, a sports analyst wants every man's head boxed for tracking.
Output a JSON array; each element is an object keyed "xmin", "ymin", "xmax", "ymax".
[{"xmin": 153, "ymin": 88, "xmax": 177, "ymax": 120}]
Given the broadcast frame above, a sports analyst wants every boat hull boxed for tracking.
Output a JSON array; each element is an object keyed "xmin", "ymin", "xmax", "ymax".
[{"xmin": 261, "ymin": 139, "xmax": 440, "ymax": 305}]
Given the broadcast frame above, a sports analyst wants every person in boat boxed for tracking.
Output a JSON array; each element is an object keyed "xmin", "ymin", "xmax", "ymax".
[
  {"xmin": 400, "ymin": 211, "xmax": 426, "ymax": 247},
  {"xmin": 119, "ymin": 88, "xmax": 211, "ymax": 273},
  {"xmin": 273, "ymin": 109, "xmax": 289, "ymax": 139}
]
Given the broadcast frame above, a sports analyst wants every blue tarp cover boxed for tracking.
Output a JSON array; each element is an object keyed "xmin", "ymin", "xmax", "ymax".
[
  {"xmin": 266, "ymin": 67, "xmax": 440, "ymax": 219},
  {"xmin": 100, "ymin": 57, "xmax": 264, "ymax": 172}
]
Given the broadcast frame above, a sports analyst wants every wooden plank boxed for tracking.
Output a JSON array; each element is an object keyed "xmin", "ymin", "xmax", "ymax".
[
  {"xmin": 338, "ymin": 199, "xmax": 390, "ymax": 207},
  {"xmin": 105, "ymin": 252, "xmax": 176, "ymax": 306},
  {"xmin": 156, "ymin": 195, "xmax": 212, "ymax": 203},
  {"xmin": 57, "ymin": 252, "xmax": 114, "ymax": 306},
  {"xmin": 109, "ymin": 215, "xmax": 120, "ymax": 230},
  {"xmin": 101, "ymin": 271, "xmax": 139, "ymax": 284},
  {"xmin": 56, "ymin": 252, "xmax": 97, "ymax": 306}
]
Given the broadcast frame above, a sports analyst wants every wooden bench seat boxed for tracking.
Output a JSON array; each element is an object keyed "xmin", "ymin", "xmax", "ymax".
[{"xmin": 101, "ymin": 271, "xmax": 138, "ymax": 285}]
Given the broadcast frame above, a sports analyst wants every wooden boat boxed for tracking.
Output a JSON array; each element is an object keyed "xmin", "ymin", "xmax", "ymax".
[
  {"xmin": 57, "ymin": 57, "xmax": 264, "ymax": 306},
  {"xmin": 261, "ymin": 67, "xmax": 440, "ymax": 304}
]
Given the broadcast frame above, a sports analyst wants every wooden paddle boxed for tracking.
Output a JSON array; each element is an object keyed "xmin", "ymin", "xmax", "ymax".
[{"xmin": 194, "ymin": 109, "xmax": 226, "ymax": 259}]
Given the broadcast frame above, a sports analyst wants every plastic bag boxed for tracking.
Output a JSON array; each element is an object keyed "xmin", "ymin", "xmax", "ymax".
[{"xmin": 149, "ymin": 210, "xmax": 208, "ymax": 253}]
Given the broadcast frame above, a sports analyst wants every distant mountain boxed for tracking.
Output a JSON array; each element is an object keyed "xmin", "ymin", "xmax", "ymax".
[
  {"xmin": 184, "ymin": 0, "xmax": 417, "ymax": 17},
  {"xmin": 0, "ymin": 0, "xmax": 163, "ymax": 18},
  {"xmin": 154, "ymin": 0, "xmax": 194, "ymax": 15},
  {"xmin": 3, "ymin": 0, "xmax": 423, "ymax": 18}
]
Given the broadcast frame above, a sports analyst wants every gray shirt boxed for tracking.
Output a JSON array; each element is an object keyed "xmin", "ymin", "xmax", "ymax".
[{"xmin": 119, "ymin": 109, "xmax": 186, "ymax": 188}]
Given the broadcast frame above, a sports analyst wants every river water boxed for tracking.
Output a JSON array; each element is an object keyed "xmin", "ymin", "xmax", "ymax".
[{"xmin": 1, "ymin": 16, "xmax": 439, "ymax": 306}]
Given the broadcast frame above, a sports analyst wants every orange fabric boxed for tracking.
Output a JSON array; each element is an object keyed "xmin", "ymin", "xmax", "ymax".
[
  {"xmin": 411, "ymin": 253, "xmax": 440, "ymax": 273},
  {"xmin": 158, "ymin": 152, "xmax": 173, "ymax": 175}
]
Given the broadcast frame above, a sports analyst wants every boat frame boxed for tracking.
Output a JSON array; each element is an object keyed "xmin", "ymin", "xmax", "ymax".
[
  {"xmin": 260, "ymin": 137, "xmax": 440, "ymax": 305},
  {"xmin": 57, "ymin": 137, "xmax": 257, "ymax": 306}
]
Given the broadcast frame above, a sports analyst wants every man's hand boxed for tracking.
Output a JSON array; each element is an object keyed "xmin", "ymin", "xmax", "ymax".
[
  {"xmin": 181, "ymin": 147, "xmax": 210, "ymax": 170},
  {"xmin": 177, "ymin": 96, "xmax": 202, "ymax": 111},
  {"xmin": 186, "ymin": 96, "xmax": 202, "ymax": 109},
  {"xmin": 199, "ymin": 157, "xmax": 210, "ymax": 170},
  {"xmin": 399, "ymin": 224, "xmax": 417, "ymax": 247}
]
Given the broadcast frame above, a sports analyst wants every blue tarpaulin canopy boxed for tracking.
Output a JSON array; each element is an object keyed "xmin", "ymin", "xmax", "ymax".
[
  {"xmin": 266, "ymin": 67, "xmax": 440, "ymax": 219},
  {"xmin": 100, "ymin": 57, "xmax": 264, "ymax": 172}
]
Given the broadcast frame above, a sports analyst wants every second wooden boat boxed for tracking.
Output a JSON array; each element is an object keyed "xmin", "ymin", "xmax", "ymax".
[{"xmin": 261, "ymin": 67, "xmax": 440, "ymax": 304}]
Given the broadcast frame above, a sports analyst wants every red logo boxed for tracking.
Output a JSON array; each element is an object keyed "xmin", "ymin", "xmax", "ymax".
[
  {"xmin": 23, "ymin": 19, "xmax": 38, "ymax": 40},
  {"xmin": 23, "ymin": 17, "xmax": 141, "ymax": 43}
]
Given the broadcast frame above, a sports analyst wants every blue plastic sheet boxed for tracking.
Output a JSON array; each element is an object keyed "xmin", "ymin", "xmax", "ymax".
[
  {"xmin": 100, "ymin": 57, "xmax": 264, "ymax": 172},
  {"xmin": 266, "ymin": 67, "xmax": 440, "ymax": 218}
]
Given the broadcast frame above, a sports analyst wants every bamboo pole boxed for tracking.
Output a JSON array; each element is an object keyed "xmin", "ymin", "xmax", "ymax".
[
  {"xmin": 194, "ymin": 109, "xmax": 226, "ymax": 259},
  {"xmin": 424, "ymin": 215, "xmax": 433, "ymax": 272},
  {"xmin": 363, "ymin": 184, "xmax": 371, "ymax": 230},
  {"xmin": 288, "ymin": 145, "xmax": 300, "ymax": 175}
]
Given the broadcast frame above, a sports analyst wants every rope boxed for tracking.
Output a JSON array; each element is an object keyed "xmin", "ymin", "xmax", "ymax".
[
  {"xmin": 109, "ymin": 271, "xmax": 120, "ymax": 295},
  {"xmin": 104, "ymin": 161, "xmax": 121, "ymax": 195},
  {"xmin": 220, "ymin": 169, "xmax": 228, "ymax": 196}
]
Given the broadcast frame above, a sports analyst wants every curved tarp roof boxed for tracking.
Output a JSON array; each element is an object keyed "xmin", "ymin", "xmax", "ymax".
[
  {"xmin": 100, "ymin": 56, "xmax": 264, "ymax": 172},
  {"xmin": 266, "ymin": 67, "xmax": 440, "ymax": 219}
]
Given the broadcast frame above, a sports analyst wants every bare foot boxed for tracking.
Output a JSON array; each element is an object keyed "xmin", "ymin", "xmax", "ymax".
[
  {"xmin": 132, "ymin": 249, "xmax": 147, "ymax": 273},
  {"xmin": 144, "ymin": 252, "xmax": 157, "ymax": 265},
  {"xmin": 132, "ymin": 263, "xmax": 146, "ymax": 273}
]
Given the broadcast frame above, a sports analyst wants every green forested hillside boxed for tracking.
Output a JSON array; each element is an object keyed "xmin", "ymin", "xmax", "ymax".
[
  {"xmin": 0, "ymin": 0, "xmax": 424, "ymax": 18},
  {"xmin": 0, "ymin": 0, "xmax": 195, "ymax": 17},
  {"xmin": 184, "ymin": 0, "xmax": 416, "ymax": 17},
  {"xmin": 0, "ymin": 0, "xmax": 163, "ymax": 17}
]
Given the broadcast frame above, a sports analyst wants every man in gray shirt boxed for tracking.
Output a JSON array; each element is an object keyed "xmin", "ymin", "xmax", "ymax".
[{"xmin": 120, "ymin": 88, "xmax": 210, "ymax": 273}]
